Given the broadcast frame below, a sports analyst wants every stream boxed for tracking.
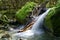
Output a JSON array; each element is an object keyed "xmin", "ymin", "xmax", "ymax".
[{"xmin": 0, "ymin": 8, "xmax": 60, "ymax": 40}]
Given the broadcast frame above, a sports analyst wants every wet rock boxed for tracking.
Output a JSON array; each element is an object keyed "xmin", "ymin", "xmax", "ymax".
[
  {"xmin": 1, "ymin": 34, "xmax": 10, "ymax": 38},
  {"xmin": 32, "ymin": 1, "xmax": 48, "ymax": 16},
  {"xmin": 1, "ymin": 34, "xmax": 11, "ymax": 40}
]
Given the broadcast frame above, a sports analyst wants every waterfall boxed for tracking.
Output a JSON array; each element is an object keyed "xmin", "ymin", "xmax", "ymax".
[
  {"xmin": 11, "ymin": 8, "xmax": 51, "ymax": 40},
  {"xmin": 31, "ymin": 8, "xmax": 51, "ymax": 33}
]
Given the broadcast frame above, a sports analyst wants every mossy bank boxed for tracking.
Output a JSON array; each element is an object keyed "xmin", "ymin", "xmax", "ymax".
[{"xmin": 44, "ymin": 7, "xmax": 60, "ymax": 37}]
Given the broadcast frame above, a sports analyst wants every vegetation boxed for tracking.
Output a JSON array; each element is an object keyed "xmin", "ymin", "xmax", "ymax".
[
  {"xmin": 45, "ymin": 0, "xmax": 60, "ymax": 37},
  {"xmin": 16, "ymin": 2, "xmax": 36, "ymax": 24},
  {"xmin": 0, "ymin": 0, "xmax": 60, "ymax": 39}
]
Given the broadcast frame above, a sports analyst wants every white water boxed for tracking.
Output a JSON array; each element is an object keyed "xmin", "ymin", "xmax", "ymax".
[
  {"xmin": 31, "ymin": 8, "xmax": 51, "ymax": 32},
  {"xmin": 10, "ymin": 8, "xmax": 51, "ymax": 40}
]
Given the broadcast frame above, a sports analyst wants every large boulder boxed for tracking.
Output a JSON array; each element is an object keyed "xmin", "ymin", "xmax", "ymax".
[
  {"xmin": 15, "ymin": 2, "xmax": 36, "ymax": 24},
  {"xmin": 44, "ymin": 7, "xmax": 60, "ymax": 37}
]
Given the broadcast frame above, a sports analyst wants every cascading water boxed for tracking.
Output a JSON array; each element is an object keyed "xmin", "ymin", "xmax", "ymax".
[
  {"xmin": 31, "ymin": 8, "xmax": 51, "ymax": 33},
  {"xmin": 10, "ymin": 8, "xmax": 51, "ymax": 40}
]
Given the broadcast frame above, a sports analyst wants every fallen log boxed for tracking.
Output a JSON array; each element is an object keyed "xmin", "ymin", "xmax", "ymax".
[{"xmin": 18, "ymin": 20, "xmax": 35, "ymax": 32}]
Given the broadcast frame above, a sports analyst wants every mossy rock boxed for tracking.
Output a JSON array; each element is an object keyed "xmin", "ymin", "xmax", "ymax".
[
  {"xmin": 44, "ymin": 7, "xmax": 60, "ymax": 37},
  {"xmin": 15, "ymin": 2, "xmax": 36, "ymax": 24}
]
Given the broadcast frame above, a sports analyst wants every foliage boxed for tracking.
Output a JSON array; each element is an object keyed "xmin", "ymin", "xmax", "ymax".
[
  {"xmin": 56, "ymin": 0, "xmax": 60, "ymax": 7},
  {"xmin": 0, "ymin": 9, "xmax": 16, "ymax": 23},
  {"xmin": 46, "ymin": 0, "xmax": 57, "ymax": 8},
  {"xmin": 16, "ymin": 2, "xmax": 36, "ymax": 24}
]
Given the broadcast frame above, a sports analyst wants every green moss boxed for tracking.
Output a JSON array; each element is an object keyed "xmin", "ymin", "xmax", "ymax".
[
  {"xmin": 45, "ymin": 7, "xmax": 60, "ymax": 36},
  {"xmin": 15, "ymin": 2, "xmax": 36, "ymax": 24},
  {"xmin": 44, "ymin": 7, "xmax": 56, "ymax": 32}
]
